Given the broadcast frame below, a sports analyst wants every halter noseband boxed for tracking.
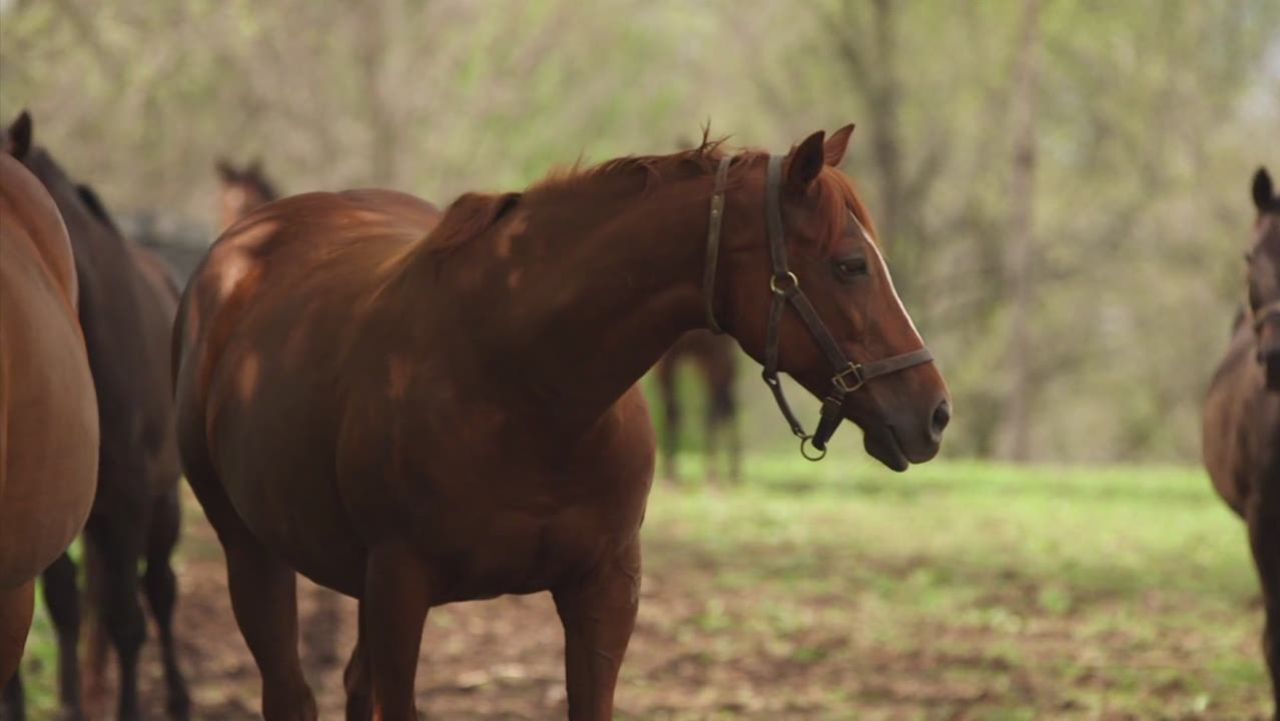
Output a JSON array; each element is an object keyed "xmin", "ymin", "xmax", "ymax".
[{"xmin": 703, "ymin": 154, "xmax": 935, "ymax": 460}]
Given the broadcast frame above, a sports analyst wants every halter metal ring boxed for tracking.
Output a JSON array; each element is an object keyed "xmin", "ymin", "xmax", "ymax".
[
  {"xmin": 799, "ymin": 435, "xmax": 827, "ymax": 461},
  {"xmin": 769, "ymin": 271, "xmax": 799, "ymax": 296},
  {"xmin": 832, "ymin": 363, "xmax": 866, "ymax": 393}
]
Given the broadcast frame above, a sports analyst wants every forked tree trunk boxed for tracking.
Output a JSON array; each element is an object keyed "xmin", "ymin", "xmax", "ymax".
[{"xmin": 1002, "ymin": 0, "xmax": 1041, "ymax": 461}]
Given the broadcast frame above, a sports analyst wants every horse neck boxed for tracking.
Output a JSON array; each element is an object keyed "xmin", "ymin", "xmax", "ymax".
[{"xmin": 432, "ymin": 176, "xmax": 715, "ymax": 430}]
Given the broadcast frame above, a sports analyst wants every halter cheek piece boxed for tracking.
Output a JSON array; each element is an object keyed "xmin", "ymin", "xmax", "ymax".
[{"xmin": 703, "ymin": 154, "xmax": 935, "ymax": 460}]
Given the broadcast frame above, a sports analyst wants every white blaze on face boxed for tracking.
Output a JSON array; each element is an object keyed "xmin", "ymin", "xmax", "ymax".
[{"xmin": 854, "ymin": 215, "xmax": 925, "ymax": 345}]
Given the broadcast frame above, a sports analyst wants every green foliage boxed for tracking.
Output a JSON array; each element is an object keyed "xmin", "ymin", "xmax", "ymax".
[{"xmin": 1, "ymin": 1, "xmax": 1277, "ymax": 461}]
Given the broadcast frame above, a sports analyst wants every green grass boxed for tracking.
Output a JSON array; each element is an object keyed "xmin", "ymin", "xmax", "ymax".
[{"xmin": 636, "ymin": 455, "xmax": 1268, "ymax": 719}]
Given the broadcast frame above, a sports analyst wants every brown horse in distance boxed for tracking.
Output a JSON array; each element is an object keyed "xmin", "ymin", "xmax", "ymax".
[
  {"xmin": 2, "ymin": 112, "xmax": 189, "ymax": 721},
  {"xmin": 653, "ymin": 329, "xmax": 741, "ymax": 482},
  {"xmin": 0, "ymin": 152, "xmax": 98, "ymax": 700},
  {"xmin": 215, "ymin": 158, "xmax": 278, "ymax": 232},
  {"xmin": 1204, "ymin": 167, "xmax": 1280, "ymax": 719},
  {"xmin": 173, "ymin": 126, "xmax": 950, "ymax": 720}
]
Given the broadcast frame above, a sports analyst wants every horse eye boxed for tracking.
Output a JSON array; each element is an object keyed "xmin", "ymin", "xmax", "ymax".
[{"xmin": 834, "ymin": 257, "xmax": 868, "ymax": 280}]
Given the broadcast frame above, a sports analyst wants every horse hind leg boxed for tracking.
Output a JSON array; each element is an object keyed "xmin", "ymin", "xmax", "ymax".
[
  {"xmin": 0, "ymin": 580, "xmax": 35, "ymax": 721},
  {"xmin": 656, "ymin": 362, "xmax": 681, "ymax": 482},
  {"xmin": 342, "ymin": 613, "xmax": 372, "ymax": 721},
  {"xmin": 709, "ymin": 382, "xmax": 739, "ymax": 484},
  {"xmin": 191, "ymin": 473, "xmax": 315, "ymax": 721},
  {"xmin": 361, "ymin": 544, "xmax": 430, "ymax": 721},
  {"xmin": 84, "ymin": 514, "xmax": 148, "ymax": 721},
  {"xmin": 142, "ymin": 490, "xmax": 190, "ymax": 720},
  {"xmin": 42, "ymin": 552, "xmax": 86, "ymax": 721}
]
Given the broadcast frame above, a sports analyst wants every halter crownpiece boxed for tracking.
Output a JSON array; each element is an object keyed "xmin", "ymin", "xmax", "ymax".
[
  {"xmin": 703, "ymin": 157, "xmax": 731, "ymax": 334},
  {"xmin": 703, "ymin": 153, "xmax": 935, "ymax": 460}
]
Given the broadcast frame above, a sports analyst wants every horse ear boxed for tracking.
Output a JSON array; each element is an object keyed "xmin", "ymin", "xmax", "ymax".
[
  {"xmin": 5, "ymin": 110, "xmax": 32, "ymax": 159},
  {"xmin": 824, "ymin": 124, "xmax": 855, "ymax": 167},
  {"xmin": 785, "ymin": 130, "xmax": 826, "ymax": 190},
  {"xmin": 1253, "ymin": 167, "xmax": 1274, "ymax": 211},
  {"xmin": 215, "ymin": 158, "xmax": 238, "ymax": 182}
]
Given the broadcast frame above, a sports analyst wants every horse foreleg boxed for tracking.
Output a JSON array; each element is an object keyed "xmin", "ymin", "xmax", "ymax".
[
  {"xmin": 142, "ymin": 491, "xmax": 190, "ymax": 720},
  {"xmin": 362, "ymin": 544, "xmax": 429, "ymax": 721},
  {"xmin": 552, "ymin": 541, "xmax": 640, "ymax": 721},
  {"xmin": 1249, "ymin": 500, "xmax": 1280, "ymax": 719},
  {"xmin": 41, "ymin": 552, "xmax": 85, "ymax": 721},
  {"xmin": 1, "ymin": 670, "xmax": 23, "ymax": 721},
  {"xmin": 0, "ymin": 581, "xmax": 34, "ymax": 715}
]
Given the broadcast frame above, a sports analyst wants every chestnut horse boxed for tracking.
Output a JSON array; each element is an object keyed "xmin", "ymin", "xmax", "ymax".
[
  {"xmin": 2, "ymin": 112, "xmax": 189, "ymax": 721},
  {"xmin": 174, "ymin": 126, "xmax": 951, "ymax": 720},
  {"xmin": 653, "ymin": 329, "xmax": 740, "ymax": 482},
  {"xmin": 215, "ymin": 158, "xmax": 278, "ymax": 232},
  {"xmin": 213, "ymin": 156, "xmax": 351, "ymax": 668},
  {"xmin": 1204, "ymin": 167, "xmax": 1280, "ymax": 718},
  {"xmin": 0, "ymin": 153, "xmax": 98, "ymax": 699}
]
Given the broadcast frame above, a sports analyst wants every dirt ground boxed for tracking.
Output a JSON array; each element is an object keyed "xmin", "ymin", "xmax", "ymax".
[{"xmin": 20, "ymin": 471, "xmax": 1273, "ymax": 721}]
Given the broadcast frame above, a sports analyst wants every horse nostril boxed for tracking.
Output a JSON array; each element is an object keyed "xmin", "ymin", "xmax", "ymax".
[{"xmin": 930, "ymin": 399, "xmax": 951, "ymax": 439}]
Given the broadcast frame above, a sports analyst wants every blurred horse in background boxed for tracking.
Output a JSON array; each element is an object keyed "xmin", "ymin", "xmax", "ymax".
[
  {"xmin": 173, "ymin": 125, "xmax": 949, "ymax": 720},
  {"xmin": 215, "ymin": 158, "xmax": 278, "ymax": 232},
  {"xmin": 1203, "ymin": 166, "xmax": 1280, "ymax": 719},
  {"xmin": 653, "ymin": 330, "xmax": 740, "ymax": 482},
  {"xmin": 0, "ymin": 152, "xmax": 98, "ymax": 712},
  {"xmin": 2, "ymin": 112, "xmax": 189, "ymax": 721}
]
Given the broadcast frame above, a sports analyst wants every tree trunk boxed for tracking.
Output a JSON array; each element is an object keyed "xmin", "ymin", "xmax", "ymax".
[{"xmin": 1001, "ymin": 0, "xmax": 1041, "ymax": 462}]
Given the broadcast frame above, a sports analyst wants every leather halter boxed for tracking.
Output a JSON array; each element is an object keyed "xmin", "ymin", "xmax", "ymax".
[{"xmin": 703, "ymin": 154, "xmax": 934, "ymax": 460}]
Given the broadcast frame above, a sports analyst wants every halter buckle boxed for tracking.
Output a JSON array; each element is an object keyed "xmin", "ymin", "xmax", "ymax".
[
  {"xmin": 769, "ymin": 271, "xmax": 799, "ymax": 296},
  {"xmin": 832, "ymin": 363, "xmax": 866, "ymax": 393}
]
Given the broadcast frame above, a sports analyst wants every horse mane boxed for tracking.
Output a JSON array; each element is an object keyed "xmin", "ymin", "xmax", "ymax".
[
  {"xmin": 526, "ymin": 133, "xmax": 731, "ymax": 198},
  {"xmin": 75, "ymin": 183, "xmax": 122, "ymax": 235},
  {"xmin": 419, "ymin": 130, "xmax": 882, "ymax": 261},
  {"xmin": 423, "ymin": 132, "xmax": 733, "ymax": 256},
  {"xmin": 218, "ymin": 159, "xmax": 280, "ymax": 202},
  {"xmin": 240, "ymin": 167, "xmax": 279, "ymax": 202}
]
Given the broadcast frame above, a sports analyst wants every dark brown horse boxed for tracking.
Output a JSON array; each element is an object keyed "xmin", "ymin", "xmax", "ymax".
[
  {"xmin": 1204, "ymin": 167, "xmax": 1280, "ymax": 719},
  {"xmin": 2, "ymin": 112, "xmax": 189, "ymax": 721},
  {"xmin": 215, "ymin": 158, "xmax": 278, "ymax": 232},
  {"xmin": 0, "ymin": 152, "xmax": 98, "ymax": 702},
  {"xmin": 653, "ymin": 329, "xmax": 740, "ymax": 482},
  {"xmin": 173, "ymin": 126, "xmax": 950, "ymax": 720}
]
